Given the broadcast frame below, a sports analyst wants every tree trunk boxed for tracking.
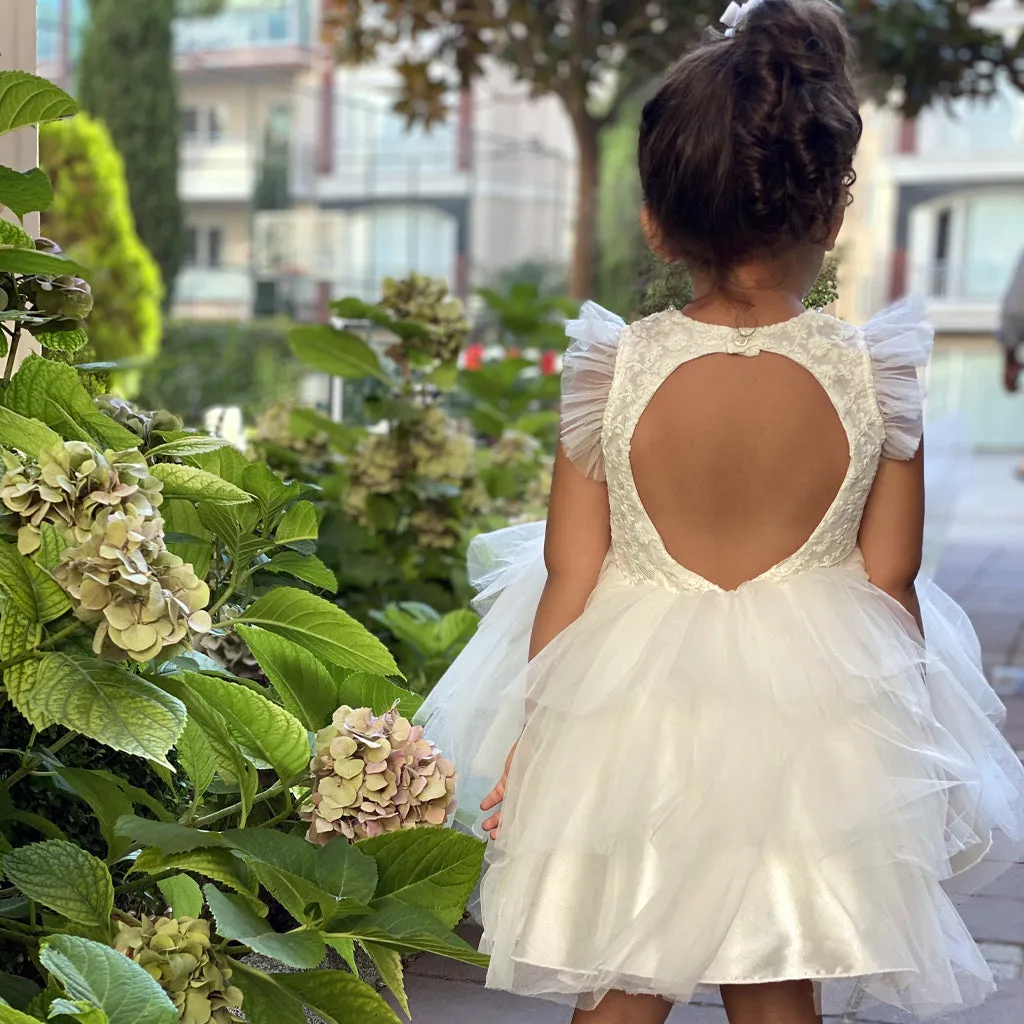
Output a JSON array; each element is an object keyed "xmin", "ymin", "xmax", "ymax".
[{"xmin": 569, "ymin": 113, "xmax": 600, "ymax": 301}]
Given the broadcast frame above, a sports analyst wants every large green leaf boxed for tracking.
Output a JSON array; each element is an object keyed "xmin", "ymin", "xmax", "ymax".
[
  {"xmin": 235, "ymin": 626, "xmax": 342, "ymax": 731},
  {"xmin": 288, "ymin": 325, "xmax": 385, "ymax": 381},
  {"xmin": 47, "ymin": 997, "xmax": 108, "ymax": 1023},
  {"xmin": 357, "ymin": 828, "xmax": 485, "ymax": 929},
  {"xmin": 274, "ymin": 500, "xmax": 319, "ymax": 545},
  {"xmin": 362, "ymin": 941, "xmax": 409, "ymax": 1017},
  {"xmin": 0, "ymin": 972, "xmax": 39, "ymax": 1012},
  {"xmin": 145, "ymin": 435, "xmax": 230, "ymax": 460},
  {"xmin": 7, "ymin": 356, "xmax": 139, "ymax": 451},
  {"xmin": 149, "ymin": 463, "xmax": 251, "ymax": 505},
  {"xmin": 0, "ymin": 1006, "xmax": 45, "ymax": 1024},
  {"xmin": 115, "ymin": 817, "xmax": 226, "ymax": 856},
  {"xmin": 261, "ymin": 551, "xmax": 337, "ymax": 591},
  {"xmin": 155, "ymin": 675, "xmax": 257, "ymax": 822},
  {"xmin": 189, "ymin": 444, "xmax": 249, "ymax": 486},
  {"xmin": 0, "ymin": 537, "xmax": 70, "ymax": 623},
  {"xmin": 0, "ymin": 71, "xmax": 77, "ymax": 136},
  {"xmin": 0, "ymin": 247, "xmax": 86, "ymax": 278},
  {"xmin": 156, "ymin": 874, "xmax": 204, "ymax": 919},
  {"xmin": 0, "ymin": 405, "xmax": 61, "ymax": 459},
  {"xmin": 223, "ymin": 829, "xmax": 377, "ymax": 923},
  {"xmin": 54, "ymin": 768, "xmax": 134, "ymax": 862},
  {"xmin": 161, "ymin": 499, "xmax": 213, "ymax": 581},
  {"xmin": 0, "ymin": 603, "xmax": 44, "ymax": 726},
  {"xmin": 203, "ymin": 885, "xmax": 325, "ymax": 969},
  {"xmin": 241, "ymin": 462, "xmax": 303, "ymax": 518},
  {"xmin": 186, "ymin": 674, "xmax": 310, "ymax": 782},
  {"xmin": 238, "ymin": 590, "xmax": 400, "ymax": 676},
  {"xmin": 39, "ymin": 935, "xmax": 176, "ymax": 1024},
  {"xmin": 27, "ymin": 654, "xmax": 186, "ymax": 769},
  {"xmin": 130, "ymin": 846, "xmax": 257, "ymax": 897},
  {"xmin": 0, "ymin": 219, "xmax": 33, "ymax": 248},
  {"xmin": 36, "ymin": 321, "xmax": 89, "ymax": 355},
  {"xmin": 228, "ymin": 962, "xmax": 307, "ymax": 1024},
  {"xmin": 1, "ymin": 840, "xmax": 112, "ymax": 931},
  {"xmin": 174, "ymin": 719, "xmax": 216, "ymax": 801},
  {"xmin": 336, "ymin": 673, "xmax": 423, "ymax": 720},
  {"xmin": 332, "ymin": 898, "xmax": 489, "ymax": 967},
  {"xmin": 0, "ymin": 166, "xmax": 53, "ymax": 218},
  {"xmin": 275, "ymin": 970, "xmax": 400, "ymax": 1024}
]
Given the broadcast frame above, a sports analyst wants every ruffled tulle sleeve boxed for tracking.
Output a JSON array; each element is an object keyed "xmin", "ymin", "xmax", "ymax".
[
  {"xmin": 863, "ymin": 296, "xmax": 935, "ymax": 460},
  {"xmin": 560, "ymin": 302, "xmax": 627, "ymax": 480}
]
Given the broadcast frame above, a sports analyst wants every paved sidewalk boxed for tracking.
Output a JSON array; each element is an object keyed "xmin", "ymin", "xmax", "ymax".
[{"xmin": 403, "ymin": 456, "xmax": 1024, "ymax": 1023}]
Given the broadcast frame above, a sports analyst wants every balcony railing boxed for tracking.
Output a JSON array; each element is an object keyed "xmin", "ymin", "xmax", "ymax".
[
  {"xmin": 174, "ymin": 0, "xmax": 312, "ymax": 57},
  {"xmin": 174, "ymin": 267, "xmax": 254, "ymax": 320},
  {"xmin": 908, "ymin": 259, "xmax": 1013, "ymax": 332},
  {"xmin": 180, "ymin": 137, "xmax": 258, "ymax": 202}
]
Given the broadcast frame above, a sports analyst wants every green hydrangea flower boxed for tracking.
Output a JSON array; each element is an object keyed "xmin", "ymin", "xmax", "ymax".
[{"xmin": 113, "ymin": 916, "xmax": 243, "ymax": 1024}]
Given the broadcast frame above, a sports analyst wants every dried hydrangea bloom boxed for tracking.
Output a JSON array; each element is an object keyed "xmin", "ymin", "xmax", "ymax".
[
  {"xmin": 378, "ymin": 273, "xmax": 470, "ymax": 364},
  {"xmin": 114, "ymin": 915, "xmax": 243, "ymax": 1024},
  {"xmin": 303, "ymin": 702, "xmax": 457, "ymax": 843},
  {"xmin": 55, "ymin": 509, "xmax": 211, "ymax": 662},
  {"xmin": 194, "ymin": 604, "xmax": 266, "ymax": 682},
  {"xmin": 0, "ymin": 440, "xmax": 163, "ymax": 555},
  {"xmin": 95, "ymin": 395, "xmax": 184, "ymax": 444}
]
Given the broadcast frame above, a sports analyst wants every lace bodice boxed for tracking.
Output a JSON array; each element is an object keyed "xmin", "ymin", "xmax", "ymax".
[{"xmin": 561, "ymin": 300, "xmax": 934, "ymax": 594}]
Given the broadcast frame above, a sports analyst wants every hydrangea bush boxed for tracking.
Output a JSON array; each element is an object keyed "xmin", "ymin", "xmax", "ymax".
[{"xmin": 0, "ymin": 72, "xmax": 482, "ymax": 1024}]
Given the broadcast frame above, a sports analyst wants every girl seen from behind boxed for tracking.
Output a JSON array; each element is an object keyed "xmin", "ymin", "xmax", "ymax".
[{"xmin": 419, "ymin": 2, "xmax": 1024, "ymax": 1022}]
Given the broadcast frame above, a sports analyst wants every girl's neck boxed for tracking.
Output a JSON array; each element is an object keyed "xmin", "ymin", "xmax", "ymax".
[
  {"xmin": 682, "ymin": 251, "xmax": 824, "ymax": 329},
  {"xmin": 682, "ymin": 289, "xmax": 807, "ymax": 329}
]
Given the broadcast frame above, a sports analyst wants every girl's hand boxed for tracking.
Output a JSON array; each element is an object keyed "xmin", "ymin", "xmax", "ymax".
[{"xmin": 480, "ymin": 743, "xmax": 518, "ymax": 840}]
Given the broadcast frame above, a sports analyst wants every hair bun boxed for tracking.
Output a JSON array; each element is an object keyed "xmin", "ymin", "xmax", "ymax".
[{"xmin": 737, "ymin": 0, "xmax": 850, "ymax": 83}]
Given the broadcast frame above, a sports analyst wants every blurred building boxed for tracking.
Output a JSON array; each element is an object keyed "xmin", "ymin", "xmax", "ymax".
[
  {"xmin": 839, "ymin": 0, "xmax": 1024, "ymax": 449},
  {"xmin": 37, "ymin": 0, "xmax": 575, "ymax": 324}
]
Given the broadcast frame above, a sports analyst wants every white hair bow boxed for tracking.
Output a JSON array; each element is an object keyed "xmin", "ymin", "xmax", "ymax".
[{"xmin": 721, "ymin": 0, "xmax": 767, "ymax": 37}]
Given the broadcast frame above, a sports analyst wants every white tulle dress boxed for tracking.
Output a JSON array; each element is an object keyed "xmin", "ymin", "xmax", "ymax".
[{"xmin": 417, "ymin": 299, "xmax": 1024, "ymax": 1019}]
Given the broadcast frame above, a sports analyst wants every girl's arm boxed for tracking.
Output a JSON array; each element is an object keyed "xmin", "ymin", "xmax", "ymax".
[
  {"xmin": 529, "ymin": 444, "xmax": 612, "ymax": 657},
  {"xmin": 858, "ymin": 442, "xmax": 925, "ymax": 634},
  {"xmin": 480, "ymin": 445, "xmax": 611, "ymax": 838}
]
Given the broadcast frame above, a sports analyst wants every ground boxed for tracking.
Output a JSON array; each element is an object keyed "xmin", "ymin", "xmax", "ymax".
[{"xmin": 401, "ymin": 455, "xmax": 1024, "ymax": 1024}]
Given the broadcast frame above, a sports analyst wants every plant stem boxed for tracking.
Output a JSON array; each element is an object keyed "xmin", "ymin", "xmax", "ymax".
[
  {"xmin": 2, "ymin": 321, "xmax": 22, "ymax": 386},
  {"xmin": 114, "ymin": 867, "xmax": 179, "ymax": 898},
  {"xmin": 0, "ymin": 622, "xmax": 84, "ymax": 672},
  {"xmin": 193, "ymin": 776, "xmax": 300, "ymax": 828},
  {"xmin": 0, "ymin": 926, "xmax": 34, "ymax": 946},
  {"xmin": 2, "ymin": 730, "xmax": 80, "ymax": 791}
]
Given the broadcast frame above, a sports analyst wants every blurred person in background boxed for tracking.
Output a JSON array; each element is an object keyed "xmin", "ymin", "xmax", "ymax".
[{"xmin": 998, "ymin": 250, "xmax": 1024, "ymax": 477}]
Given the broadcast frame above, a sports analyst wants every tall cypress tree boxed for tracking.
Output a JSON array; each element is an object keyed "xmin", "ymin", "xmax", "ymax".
[{"xmin": 77, "ymin": 0, "xmax": 184, "ymax": 304}]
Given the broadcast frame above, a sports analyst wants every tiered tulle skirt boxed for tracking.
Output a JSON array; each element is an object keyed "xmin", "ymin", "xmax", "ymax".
[{"xmin": 417, "ymin": 523, "xmax": 1024, "ymax": 1019}]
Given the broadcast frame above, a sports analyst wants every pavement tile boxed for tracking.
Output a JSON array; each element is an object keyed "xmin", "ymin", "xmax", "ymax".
[{"xmin": 961, "ymin": 895, "xmax": 1024, "ymax": 945}]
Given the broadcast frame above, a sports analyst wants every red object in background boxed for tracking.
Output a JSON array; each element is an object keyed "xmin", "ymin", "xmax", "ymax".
[
  {"xmin": 539, "ymin": 350, "xmax": 558, "ymax": 375},
  {"xmin": 889, "ymin": 248, "xmax": 908, "ymax": 302},
  {"xmin": 507, "ymin": 347, "xmax": 521, "ymax": 359},
  {"xmin": 897, "ymin": 117, "xmax": 917, "ymax": 156},
  {"xmin": 464, "ymin": 342, "xmax": 484, "ymax": 370}
]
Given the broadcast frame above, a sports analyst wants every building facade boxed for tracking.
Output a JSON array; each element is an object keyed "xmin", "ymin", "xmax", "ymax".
[
  {"xmin": 838, "ymin": 0, "xmax": 1024, "ymax": 449},
  {"xmin": 37, "ymin": 0, "xmax": 575, "ymax": 324}
]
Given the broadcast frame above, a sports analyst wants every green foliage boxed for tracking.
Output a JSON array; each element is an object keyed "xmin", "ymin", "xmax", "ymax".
[
  {"xmin": 136, "ymin": 321, "xmax": 302, "ymax": 424},
  {"xmin": 78, "ymin": 0, "xmax": 184, "ymax": 302},
  {"xmin": 0, "ymin": 90, "xmax": 484, "ymax": 1024},
  {"xmin": 39, "ymin": 114, "xmax": 163, "ymax": 378}
]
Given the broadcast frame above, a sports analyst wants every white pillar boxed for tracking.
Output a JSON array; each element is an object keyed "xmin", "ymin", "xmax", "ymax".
[
  {"xmin": 1, "ymin": 1, "xmax": 44, "ymax": 369},
  {"xmin": 1, "ymin": 0, "xmax": 40, "ymax": 238}
]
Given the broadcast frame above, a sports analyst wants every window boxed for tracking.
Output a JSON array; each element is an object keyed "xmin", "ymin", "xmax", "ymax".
[
  {"xmin": 207, "ymin": 106, "xmax": 224, "ymax": 143},
  {"xmin": 933, "ymin": 208, "xmax": 951, "ymax": 297},
  {"xmin": 208, "ymin": 227, "xmax": 223, "ymax": 269},
  {"xmin": 185, "ymin": 226, "xmax": 199, "ymax": 267},
  {"xmin": 181, "ymin": 107, "xmax": 200, "ymax": 142},
  {"xmin": 181, "ymin": 105, "xmax": 226, "ymax": 143},
  {"xmin": 186, "ymin": 225, "xmax": 226, "ymax": 269}
]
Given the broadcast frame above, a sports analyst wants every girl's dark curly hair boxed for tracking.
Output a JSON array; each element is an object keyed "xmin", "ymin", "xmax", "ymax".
[{"xmin": 638, "ymin": 0, "xmax": 862, "ymax": 282}]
